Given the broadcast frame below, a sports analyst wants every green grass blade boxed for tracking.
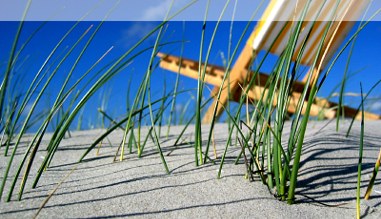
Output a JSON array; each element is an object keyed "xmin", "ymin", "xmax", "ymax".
[
  {"xmin": 79, "ymin": 89, "xmax": 189, "ymax": 161},
  {"xmin": 173, "ymin": 96, "xmax": 213, "ymax": 146},
  {"xmin": 200, "ymin": 0, "xmax": 231, "ymax": 164},
  {"xmin": 194, "ymin": 0, "xmax": 211, "ymax": 166},
  {"xmin": 346, "ymin": 79, "xmax": 381, "ymax": 137},
  {"xmin": 356, "ymin": 83, "xmax": 365, "ymax": 219},
  {"xmin": 364, "ymin": 148, "xmax": 381, "ymax": 200},
  {"xmin": 0, "ymin": 0, "xmax": 31, "ymax": 123},
  {"xmin": 1, "ymin": 23, "xmax": 93, "ymax": 201},
  {"xmin": 167, "ymin": 22, "xmax": 185, "ymax": 137},
  {"xmin": 336, "ymin": 30, "xmax": 358, "ymax": 131}
]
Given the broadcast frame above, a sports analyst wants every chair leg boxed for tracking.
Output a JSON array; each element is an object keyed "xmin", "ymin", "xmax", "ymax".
[
  {"xmin": 202, "ymin": 85, "xmax": 232, "ymax": 124},
  {"xmin": 202, "ymin": 45, "xmax": 255, "ymax": 123}
]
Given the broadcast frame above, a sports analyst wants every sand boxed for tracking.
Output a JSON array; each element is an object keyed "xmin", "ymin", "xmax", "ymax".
[{"xmin": 0, "ymin": 120, "xmax": 380, "ymax": 218}]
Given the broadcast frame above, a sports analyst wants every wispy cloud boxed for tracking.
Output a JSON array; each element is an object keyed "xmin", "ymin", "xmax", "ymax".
[
  {"xmin": 121, "ymin": 22, "xmax": 157, "ymax": 47},
  {"xmin": 124, "ymin": 22, "xmax": 156, "ymax": 39},
  {"xmin": 21, "ymin": 102, "xmax": 33, "ymax": 117},
  {"xmin": 369, "ymin": 101, "xmax": 381, "ymax": 112},
  {"xmin": 140, "ymin": 0, "xmax": 172, "ymax": 20}
]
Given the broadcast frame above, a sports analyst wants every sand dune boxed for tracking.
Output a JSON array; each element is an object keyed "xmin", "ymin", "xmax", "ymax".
[{"xmin": 0, "ymin": 121, "xmax": 380, "ymax": 218}]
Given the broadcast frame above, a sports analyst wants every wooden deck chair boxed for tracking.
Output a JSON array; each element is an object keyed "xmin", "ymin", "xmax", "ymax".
[{"xmin": 158, "ymin": 0, "xmax": 380, "ymax": 123}]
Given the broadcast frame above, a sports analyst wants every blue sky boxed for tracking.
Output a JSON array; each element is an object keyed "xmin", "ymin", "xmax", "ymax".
[
  {"xmin": 2, "ymin": 0, "xmax": 381, "ymax": 21},
  {"xmin": 1, "ymin": 20, "xmax": 381, "ymax": 130}
]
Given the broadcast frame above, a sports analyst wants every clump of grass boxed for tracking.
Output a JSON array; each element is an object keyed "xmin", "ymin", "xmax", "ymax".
[
  {"xmin": 213, "ymin": 2, "xmax": 381, "ymax": 205},
  {"xmin": 1, "ymin": 2, "xmax": 380, "ymax": 213},
  {"xmin": 0, "ymin": 0, "xmax": 198, "ymax": 202}
]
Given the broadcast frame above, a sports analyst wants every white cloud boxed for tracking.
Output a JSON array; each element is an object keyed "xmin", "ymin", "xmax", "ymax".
[
  {"xmin": 21, "ymin": 102, "xmax": 33, "ymax": 116},
  {"xmin": 369, "ymin": 101, "xmax": 381, "ymax": 112},
  {"xmin": 124, "ymin": 22, "xmax": 156, "ymax": 39},
  {"xmin": 120, "ymin": 22, "xmax": 157, "ymax": 47},
  {"xmin": 140, "ymin": 0, "xmax": 172, "ymax": 20}
]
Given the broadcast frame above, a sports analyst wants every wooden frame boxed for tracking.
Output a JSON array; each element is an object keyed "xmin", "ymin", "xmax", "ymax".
[{"xmin": 157, "ymin": 0, "xmax": 379, "ymax": 123}]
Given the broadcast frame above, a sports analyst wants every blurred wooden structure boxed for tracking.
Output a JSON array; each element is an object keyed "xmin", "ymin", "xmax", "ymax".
[{"xmin": 158, "ymin": 0, "xmax": 380, "ymax": 123}]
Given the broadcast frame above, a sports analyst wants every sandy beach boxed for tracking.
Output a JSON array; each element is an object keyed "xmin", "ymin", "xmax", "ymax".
[{"xmin": 0, "ymin": 120, "xmax": 380, "ymax": 218}]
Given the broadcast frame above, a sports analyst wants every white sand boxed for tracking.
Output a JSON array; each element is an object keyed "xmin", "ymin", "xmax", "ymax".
[{"xmin": 0, "ymin": 120, "xmax": 380, "ymax": 218}]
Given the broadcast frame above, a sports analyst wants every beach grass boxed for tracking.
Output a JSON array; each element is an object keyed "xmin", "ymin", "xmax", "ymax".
[{"xmin": 0, "ymin": 2, "xmax": 380, "ymax": 218}]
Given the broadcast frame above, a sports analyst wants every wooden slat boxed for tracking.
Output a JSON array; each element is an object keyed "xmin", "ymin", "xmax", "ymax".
[
  {"xmin": 158, "ymin": 53, "xmax": 381, "ymax": 121},
  {"xmin": 158, "ymin": 52, "xmax": 307, "ymax": 93},
  {"xmin": 157, "ymin": 53, "xmax": 227, "ymax": 86},
  {"xmin": 242, "ymin": 85, "xmax": 380, "ymax": 120},
  {"xmin": 251, "ymin": 0, "xmax": 370, "ymax": 66}
]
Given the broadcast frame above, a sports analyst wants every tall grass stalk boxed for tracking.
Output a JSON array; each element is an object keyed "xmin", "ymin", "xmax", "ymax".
[
  {"xmin": 77, "ymin": 107, "xmax": 85, "ymax": 130},
  {"xmin": 364, "ymin": 148, "xmax": 381, "ymax": 200},
  {"xmin": 225, "ymin": 0, "xmax": 238, "ymax": 134},
  {"xmin": 287, "ymin": 1, "xmax": 342, "ymax": 203},
  {"xmin": 356, "ymin": 83, "xmax": 365, "ymax": 219},
  {"xmin": 198, "ymin": 0, "xmax": 231, "ymax": 165},
  {"xmin": 1, "ymin": 1, "xmax": 197, "ymax": 201},
  {"xmin": 335, "ymin": 1, "xmax": 371, "ymax": 130},
  {"xmin": 0, "ymin": 0, "xmax": 31, "ymax": 124},
  {"xmin": 10, "ymin": 45, "xmax": 113, "ymax": 200},
  {"xmin": 346, "ymin": 79, "xmax": 381, "ymax": 137},
  {"xmin": 2, "ymin": 0, "xmax": 380, "ymax": 207},
  {"xmin": 145, "ymin": 2, "xmax": 176, "ymax": 173},
  {"xmin": 157, "ymin": 78, "xmax": 167, "ymax": 137},
  {"xmin": 14, "ymin": 27, "xmax": 114, "ymax": 201},
  {"xmin": 98, "ymin": 109, "xmax": 126, "ymax": 131},
  {"xmin": 31, "ymin": 40, "xmax": 179, "ymax": 189},
  {"xmin": 213, "ymin": 0, "xmax": 379, "ymax": 204},
  {"xmin": 336, "ymin": 37, "xmax": 356, "ymax": 131},
  {"xmin": 194, "ymin": 0, "xmax": 211, "ymax": 166},
  {"xmin": 166, "ymin": 22, "xmax": 185, "ymax": 137},
  {"xmin": 123, "ymin": 1, "xmax": 174, "ymax": 172},
  {"xmin": 1, "ymin": 21, "xmax": 47, "ymax": 139},
  {"xmin": 98, "ymin": 87, "xmax": 112, "ymax": 129},
  {"xmin": 317, "ymin": 6, "xmax": 381, "ymax": 92},
  {"xmin": 1, "ymin": 23, "xmax": 95, "ymax": 201},
  {"xmin": 118, "ymin": 1, "xmax": 194, "ymax": 161},
  {"xmin": 80, "ymin": 89, "xmax": 191, "ymax": 161},
  {"xmin": 286, "ymin": 2, "xmax": 381, "ymax": 203},
  {"xmin": 2, "ymin": 21, "xmax": 84, "ymax": 157},
  {"xmin": 172, "ymin": 96, "xmax": 213, "ymax": 147},
  {"xmin": 217, "ymin": 0, "xmax": 285, "ymax": 179}
]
